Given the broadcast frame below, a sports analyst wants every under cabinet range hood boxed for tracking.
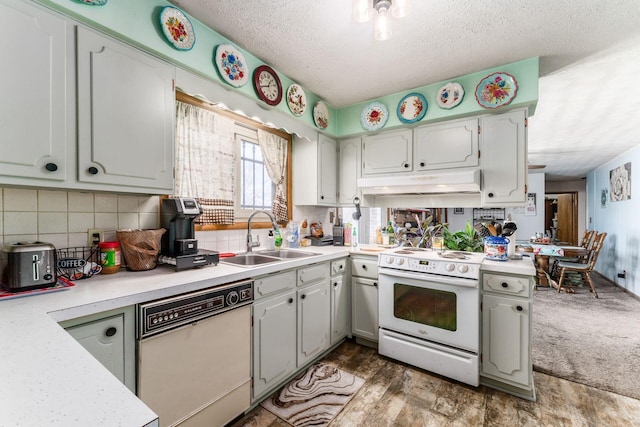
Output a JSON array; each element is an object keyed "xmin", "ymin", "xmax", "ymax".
[{"xmin": 358, "ymin": 169, "xmax": 481, "ymax": 195}]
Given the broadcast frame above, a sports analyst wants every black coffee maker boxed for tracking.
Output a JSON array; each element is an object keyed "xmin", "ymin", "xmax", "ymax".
[{"xmin": 159, "ymin": 198, "xmax": 219, "ymax": 271}]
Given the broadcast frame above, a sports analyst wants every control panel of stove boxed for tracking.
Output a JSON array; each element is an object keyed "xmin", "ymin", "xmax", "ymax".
[{"xmin": 379, "ymin": 253, "xmax": 480, "ymax": 280}]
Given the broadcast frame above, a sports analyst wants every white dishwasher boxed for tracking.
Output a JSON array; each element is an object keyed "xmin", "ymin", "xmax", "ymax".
[{"xmin": 137, "ymin": 280, "xmax": 253, "ymax": 427}]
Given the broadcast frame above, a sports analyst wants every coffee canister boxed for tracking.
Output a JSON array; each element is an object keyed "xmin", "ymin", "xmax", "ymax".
[{"xmin": 483, "ymin": 236, "xmax": 509, "ymax": 261}]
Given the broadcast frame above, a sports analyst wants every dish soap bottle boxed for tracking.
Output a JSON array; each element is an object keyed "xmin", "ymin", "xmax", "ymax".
[
  {"xmin": 266, "ymin": 230, "xmax": 275, "ymax": 250},
  {"xmin": 274, "ymin": 229, "xmax": 283, "ymax": 250},
  {"xmin": 387, "ymin": 221, "xmax": 395, "ymax": 245},
  {"xmin": 352, "ymin": 227, "xmax": 358, "ymax": 248}
]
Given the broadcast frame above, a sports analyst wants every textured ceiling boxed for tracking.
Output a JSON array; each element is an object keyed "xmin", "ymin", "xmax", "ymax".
[{"xmin": 169, "ymin": 0, "xmax": 640, "ymax": 181}]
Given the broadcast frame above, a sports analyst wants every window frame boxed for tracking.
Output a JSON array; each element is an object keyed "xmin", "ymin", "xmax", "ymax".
[{"xmin": 176, "ymin": 91, "xmax": 292, "ymax": 231}]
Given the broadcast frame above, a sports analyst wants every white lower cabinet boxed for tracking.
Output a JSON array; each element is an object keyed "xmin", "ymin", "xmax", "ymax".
[
  {"xmin": 330, "ymin": 258, "xmax": 350, "ymax": 345},
  {"xmin": 252, "ymin": 263, "xmax": 331, "ymax": 402},
  {"xmin": 60, "ymin": 306, "xmax": 135, "ymax": 393},
  {"xmin": 297, "ymin": 281, "xmax": 330, "ymax": 366},
  {"xmin": 481, "ymin": 271, "xmax": 535, "ymax": 400},
  {"xmin": 252, "ymin": 289, "xmax": 297, "ymax": 399},
  {"xmin": 351, "ymin": 276, "xmax": 379, "ymax": 341}
]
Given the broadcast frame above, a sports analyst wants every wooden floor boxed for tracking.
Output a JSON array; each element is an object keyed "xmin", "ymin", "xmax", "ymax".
[{"xmin": 233, "ymin": 339, "xmax": 640, "ymax": 426}]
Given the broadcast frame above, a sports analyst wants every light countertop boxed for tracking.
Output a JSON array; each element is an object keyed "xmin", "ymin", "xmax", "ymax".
[{"xmin": 0, "ymin": 245, "xmax": 534, "ymax": 426}]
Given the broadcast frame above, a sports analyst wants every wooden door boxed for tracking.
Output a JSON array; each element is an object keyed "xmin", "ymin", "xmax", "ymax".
[{"xmin": 557, "ymin": 193, "xmax": 577, "ymax": 244}]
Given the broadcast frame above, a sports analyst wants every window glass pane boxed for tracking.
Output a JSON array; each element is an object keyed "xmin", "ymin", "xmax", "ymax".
[{"xmin": 240, "ymin": 139, "xmax": 273, "ymax": 210}]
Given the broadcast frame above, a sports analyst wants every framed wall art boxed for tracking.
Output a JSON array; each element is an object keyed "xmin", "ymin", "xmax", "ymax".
[{"xmin": 609, "ymin": 162, "xmax": 631, "ymax": 202}]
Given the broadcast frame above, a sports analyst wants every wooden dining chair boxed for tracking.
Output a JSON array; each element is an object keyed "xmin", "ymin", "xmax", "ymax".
[
  {"xmin": 556, "ymin": 232, "xmax": 607, "ymax": 298},
  {"xmin": 550, "ymin": 230, "xmax": 596, "ymax": 277}
]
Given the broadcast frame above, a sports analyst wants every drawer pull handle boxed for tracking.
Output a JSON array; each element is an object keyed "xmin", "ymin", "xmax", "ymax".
[
  {"xmin": 403, "ymin": 163, "xmax": 409, "ymax": 168},
  {"xmin": 373, "ymin": 282, "xmax": 378, "ymax": 287},
  {"xmin": 45, "ymin": 162, "xmax": 58, "ymax": 172},
  {"xmin": 488, "ymin": 192, "xmax": 494, "ymax": 198},
  {"xmin": 105, "ymin": 327, "xmax": 117, "ymax": 337},
  {"xmin": 501, "ymin": 282, "xmax": 508, "ymax": 288},
  {"xmin": 419, "ymin": 162, "xmax": 425, "ymax": 167},
  {"xmin": 288, "ymin": 298, "xmax": 294, "ymax": 304},
  {"xmin": 333, "ymin": 282, "xmax": 338, "ymax": 287},
  {"xmin": 362, "ymin": 265, "xmax": 367, "ymax": 270},
  {"xmin": 88, "ymin": 166, "xmax": 99, "ymax": 175},
  {"xmin": 516, "ymin": 305, "xmax": 523, "ymax": 312},
  {"xmin": 301, "ymin": 294, "xmax": 306, "ymax": 300}
]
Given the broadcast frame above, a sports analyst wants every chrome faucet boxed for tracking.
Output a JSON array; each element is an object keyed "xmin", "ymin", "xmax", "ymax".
[{"xmin": 247, "ymin": 210, "xmax": 279, "ymax": 252}]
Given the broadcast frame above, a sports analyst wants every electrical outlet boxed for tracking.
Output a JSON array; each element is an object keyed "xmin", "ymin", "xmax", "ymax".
[
  {"xmin": 87, "ymin": 228, "xmax": 104, "ymax": 247},
  {"xmin": 617, "ymin": 271, "xmax": 627, "ymax": 279}
]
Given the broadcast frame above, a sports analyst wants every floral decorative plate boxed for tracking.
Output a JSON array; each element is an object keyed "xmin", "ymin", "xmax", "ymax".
[
  {"xmin": 361, "ymin": 102, "xmax": 388, "ymax": 131},
  {"xmin": 286, "ymin": 84, "xmax": 307, "ymax": 117},
  {"xmin": 75, "ymin": 0, "xmax": 108, "ymax": 5},
  {"xmin": 397, "ymin": 93, "xmax": 427, "ymax": 124},
  {"xmin": 214, "ymin": 44, "xmax": 249, "ymax": 88},
  {"xmin": 475, "ymin": 72, "xmax": 518, "ymax": 109},
  {"xmin": 159, "ymin": 6, "xmax": 195, "ymax": 51},
  {"xmin": 436, "ymin": 82, "xmax": 464, "ymax": 109},
  {"xmin": 313, "ymin": 101, "xmax": 329, "ymax": 129}
]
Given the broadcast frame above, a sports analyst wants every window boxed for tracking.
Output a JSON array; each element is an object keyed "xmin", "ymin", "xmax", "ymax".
[
  {"xmin": 175, "ymin": 91, "xmax": 292, "ymax": 229},
  {"xmin": 235, "ymin": 127, "xmax": 275, "ymax": 216}
]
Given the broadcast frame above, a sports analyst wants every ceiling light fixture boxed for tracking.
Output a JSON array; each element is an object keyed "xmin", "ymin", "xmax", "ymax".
[{"xmin": 353, "ymin": 0, "xmax": 412, "ymax": 41}]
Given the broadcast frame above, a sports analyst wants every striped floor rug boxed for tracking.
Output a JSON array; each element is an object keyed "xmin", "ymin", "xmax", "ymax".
[{"xmin": 260, "ymin": 363, "xmax": 365, "ymax": 426}]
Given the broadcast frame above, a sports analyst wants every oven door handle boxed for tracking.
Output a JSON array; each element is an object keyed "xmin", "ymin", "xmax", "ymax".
[{"xmin": 378, "ymin": 269, "xmax": 479, "ymax": 289}]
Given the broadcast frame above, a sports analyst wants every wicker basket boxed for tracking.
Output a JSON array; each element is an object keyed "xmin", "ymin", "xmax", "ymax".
[{"xmin": 116, "ymin": 229, "xmax": 166, "ymax": 271}]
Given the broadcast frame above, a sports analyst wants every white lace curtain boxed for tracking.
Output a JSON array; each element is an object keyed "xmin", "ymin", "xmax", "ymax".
[
  {"xmin": 257, "ymin": 129, "xmax": 288, "ymax": 222},
  {"xmin": 175, "ymin": 101, "xmax": 236, "ymax": 224}
]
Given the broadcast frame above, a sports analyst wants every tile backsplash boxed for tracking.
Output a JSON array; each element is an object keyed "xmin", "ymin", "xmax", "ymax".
[{"xmin": 1, "ymin": 187, "xmax": 160, "ymax": 249}]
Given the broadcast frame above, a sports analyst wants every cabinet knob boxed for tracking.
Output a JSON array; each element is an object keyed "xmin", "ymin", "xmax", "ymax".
[
  {"xmin": 516, "ymin": 305, "xmax": 523, "ymax": 312},
  {"xmin": 488, "ymin": 192, "xmax": 494, "ymax": 198},
  {"xmin": 288, "ymin": 298, "xmax": 294, "ymax": 304},
  {"xmin": 362, "ymin": 265, "xmax": 367, "ymax": 270},
  {"xmin": 501, "ymin": 282, "xmax": 508, "ymax": 288},
  {"xmin": 373, "ymin": 282, "xmax": 378, "ymax": 287},
  {"xmin": 333, "ymin": 282, "xmax": 338, "ymax": 287},
  {"xmin": 301, "ymin": 294, "xmax": 306, "ymax": 300},
  {"xmin": 45, "ymin": 163, "xmax": 58, "ymax": 172},
  {"xmin": 403, "ymin": 163, "xmax": 409, "ymax": 168},
  {"xmin": 105, "ymin": 327, "xmax": 117, "ymax": 337},
  {"xmin": 419, "ymin": 162, "xmax": 425, "ymax": 167},
  {"xmin": 88, "ymin": 166, "xmax": 99, "ymax": 175},
  {"xmin": 320, "ymin": 195, "xmax": 324, "ymax": 200}
]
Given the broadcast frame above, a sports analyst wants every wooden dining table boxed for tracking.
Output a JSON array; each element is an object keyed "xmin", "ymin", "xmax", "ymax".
[{"xmin": 519, "ymin": 243, "xmax": 589, "ymax": 289}]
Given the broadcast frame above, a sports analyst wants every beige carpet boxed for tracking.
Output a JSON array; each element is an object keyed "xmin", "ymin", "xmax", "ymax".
[
  {"xmin": 260, "ymin": 363, "xmax": 364, "ymax": 426},
  {"xmin": 532, "ymin": 272, "xmax": 640, "ymax": 400}
]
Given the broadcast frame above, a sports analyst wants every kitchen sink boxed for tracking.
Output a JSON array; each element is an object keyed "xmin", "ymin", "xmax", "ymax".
[
  {"xmin": 258, "ymin": 250, "xmax": 320, "ymax": 259},
  {"xmin": 220, "ymin": 253, "xmax": 282, "ymax": 267}
]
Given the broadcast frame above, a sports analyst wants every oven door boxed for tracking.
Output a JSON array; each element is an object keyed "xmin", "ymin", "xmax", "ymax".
[{"xmin": 378, "ymin": 268, "xmax": 479, "ymax": 353}]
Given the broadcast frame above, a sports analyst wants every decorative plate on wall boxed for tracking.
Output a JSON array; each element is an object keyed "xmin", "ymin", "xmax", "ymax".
[
  {"xmin": 74, "ymin": 0, "xmax": 108, "ymax": 4},
  {"xmin": 159, "ymin": 6, "xmax": 195, "ymax": 51},
  {"xmin": 397, "ymin": 93, "xmax": 427, "ymax": 124},
  {"xmin": 436, "ymin": 82, "xmax": 464, "ymax": 109},
  {"xmin": 313, "ymin": 101, "xmax": 329, "ymax": 129},
  {"xmin": 475, "ymin": 72, "xmax": 518, "ymax": 109},
  {"xmin": 253, "ymin": 65, "xmax": 283, "ymax": 106},
  {"xmin": 361, "ymin": 102, "xmax": 388, "ymax": 131},
  {"xmin": 286, "ymin": 84, "xmax": 307, "ymax": 116},
  {"xmin": 214, "ymin": 44, "xmax": 249, "ymax": 87}
]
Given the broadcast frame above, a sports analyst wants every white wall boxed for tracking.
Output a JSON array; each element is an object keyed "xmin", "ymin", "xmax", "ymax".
[
  {"xmin": 505, "ymin": 172, "xmax": 546, "ymax": 242},
  {"xmin": 587, "ymin": 144, "xmax": 640, "ymax": 296}
]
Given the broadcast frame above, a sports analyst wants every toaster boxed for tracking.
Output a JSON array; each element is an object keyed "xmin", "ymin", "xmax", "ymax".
[{"xmin": 0, "ymin": 242, "xmax": 57, "ymax": 292}]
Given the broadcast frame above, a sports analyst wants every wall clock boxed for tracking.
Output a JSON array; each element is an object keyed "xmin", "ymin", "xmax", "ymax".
[{"xmin": 253, "ymin": 65, "xmax": 283, "ymax": 106}]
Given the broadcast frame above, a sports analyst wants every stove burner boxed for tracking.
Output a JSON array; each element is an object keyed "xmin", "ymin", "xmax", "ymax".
[
  {"xmin": 437, "ymin": 251, "xmax": 470, "ymax": 260},
  {"xmin": 394, "ymin": 250, "xmax": 414, "ymax": 254}
]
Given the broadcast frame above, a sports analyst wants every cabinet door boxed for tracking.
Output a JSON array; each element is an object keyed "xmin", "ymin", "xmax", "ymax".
[
  {"xmin": 482, "ymin": 293, "xmax": 531, "ymax": 387},
  {"xmin": 351, "ymin": 276, "xmax": 379, "ymax": 341},
  {"xmin": 0, "ymin": 0, "xmax": 68, "ymax": 182},
  {"xmin": 65, "ymin": 314, "xmax": 127, "ymax": 388},
  {"xmin": 338, "ymin": 137, "xmax": 361, "ymax": 205},
  {"xmin": 330, "ymin": 275, "xmax": 350, "ymax": 345},
  {"xmin": 77, "ymin": 27, "xmax": 175, "ymax": 192},
  {"xmin": 297, "ymin": 281, "xmax": 330, "ymax": 367},
  {"xmin": 362, "ymin": 130, "xmax": 412, "ymax": 175},
  {"xmin": 414, "ymin": 118, "xmax": 479, "ymax": 171},
  {"xmin": 318, "ymin": 135, "xmax": 337, "ymax": 204},
  {"xmin": 481, "ymin": 109, "xmax": 527, "ymax": 205},
  {"xmin": 252, "ymin": 290, "xmax": 297, "ymax": 399}
]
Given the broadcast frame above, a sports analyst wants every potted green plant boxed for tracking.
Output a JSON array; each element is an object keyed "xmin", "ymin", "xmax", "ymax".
[{"xmin": 442, "ymin": 221, "xmax": 484, "ymax": 252}]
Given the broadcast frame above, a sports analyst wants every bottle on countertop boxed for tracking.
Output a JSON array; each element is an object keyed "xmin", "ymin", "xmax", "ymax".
[
  {"xmin": 274, "ymin": 229, "xmax": 283, "ymax": 250},
  {"xmin": 352, "ymin": 227, "xmax": 358, "ymax": 248},
  {"xmin": 387, "ymin": 221, "xmax": 395, "ymax": 245},
  {"xmin": 266, "ymin": 230, "xmax": 275, "ymax": 250}
]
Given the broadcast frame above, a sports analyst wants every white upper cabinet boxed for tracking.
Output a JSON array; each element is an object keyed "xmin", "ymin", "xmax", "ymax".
[
  {"xmin": 481, "ymin": 109, "xmax": 527, "ymax": 206},
  {"xmin": 77, "ymin": 27, "xmax": 175, "ymax": 192},
  {"xmin": 362, "ymin": 129, "xmax": 412, "ymax": 175},
  {"xmin": 293, "ymin": 134, "xmax": 337, "ymax": 205},
  {"xmin": 0, "ymin": 0, "xmax": 69, "ymax": 182},
  {"xmin": 338, "ymin": 137, "xmax": 361, "ymax": 206},
  {"xmin": 414, "ymin": 118, "xmax": 479, "ymax": 171}
]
